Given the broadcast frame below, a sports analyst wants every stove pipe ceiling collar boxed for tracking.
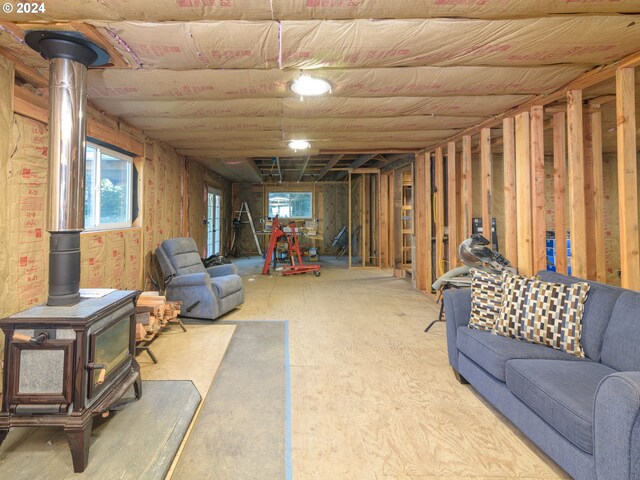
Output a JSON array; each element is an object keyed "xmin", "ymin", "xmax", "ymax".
[{"xmin": 25, "ymin": 30, "xmax": 109, "ymax": 306}]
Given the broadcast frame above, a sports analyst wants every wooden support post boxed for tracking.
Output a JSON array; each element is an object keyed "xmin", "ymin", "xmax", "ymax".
[
  {"xmin": 462, "ymin": 135, "xmax": 473, "ymax": 237},
  {"xmin": 616, "ymin": 68, "xmax": 640, "ymax": 289},
  {"xmin": 502, "ymin": 117, "xmax": 517, "ymax": 267},
  {"xmin": 447, "ymin": 142, "xmax": 458, "ymax": 268},
  {"xmin": 567, "ymin": 89, "xmax": 587, "ymax": 279},
  {"xmin": 530, "ymin": 106, "xmax": 546, "ymax": 273},
  {"xmin": 435, "ymin": 148, "xmax": 445, "ymax": 278},
  {"xmin": 589, "ymin": 104, "xmax": 606, "ymax": 283},
  {"xmin": 553, "ymin": 112, "xmax": 568, "ymax": 275},
  {"xmin": 414, "ymin": 153, "xmax": 429, "ymax": 290},
  {"xmin": 480, "ymin": 129, "xmax": 492, "ymax": 245},
  {"xmin": 583, "ymin": 112, "xmax": 596, "ymax": 280},
  {"xmin": 379, "ymin": 173, "xmax": 390, "ymax": 268},
  {"xmin": 515, "ymin": 112, "xmax": 534, "ymax": 275}
]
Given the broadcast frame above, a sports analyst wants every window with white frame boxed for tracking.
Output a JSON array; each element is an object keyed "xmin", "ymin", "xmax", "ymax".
[
  {"xmin": 84, "ymin": 142, "xmax": 134, "ymax": 230},
  {"xmin": 268, "ymin": 192, "xmax": 313, "ymax": 219}
]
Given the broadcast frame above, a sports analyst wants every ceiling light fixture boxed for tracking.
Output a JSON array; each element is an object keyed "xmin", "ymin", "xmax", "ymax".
[
  {"xmin": 289, "ymin": 140, "xmax": 311, "ymax": 151},
  {"xmin": 290, "ymin": 75, "xmax": 332, "ymax": 98}
]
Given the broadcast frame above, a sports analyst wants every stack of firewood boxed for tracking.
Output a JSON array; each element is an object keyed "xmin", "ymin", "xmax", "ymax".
[{"xmin": 135, "ymin": 292, "xmax": 182, "ymax": 342}]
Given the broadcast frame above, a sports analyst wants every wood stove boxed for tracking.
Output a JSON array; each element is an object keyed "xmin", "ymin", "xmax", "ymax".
[
  {"xmin": 0, "ymin": 291, "xmax": 142, "ymax": 472},
  {"xmin": 0, "ymin": 31, "xmax": 142, "ymax": 473}
]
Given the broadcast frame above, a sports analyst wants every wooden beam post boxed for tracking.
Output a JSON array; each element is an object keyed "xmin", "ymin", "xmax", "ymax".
[
  {"xmin": 553, "ymin": 112, "xmax": 568, "ymax": 275},
  {"xmin": 616, "ymin": 68, "xmax": 640, "ymax": 289},
  {"xmin": 462, "ymin": 135, "xmax": 473, "ymax": 238},
  {"xmin": 447, "ymin": 141, "xmax": 458, "ymax": 268},
  {"xmin": 414, "ymin": 153, "xmax": 429, "ymax": 290},
  {"xmin": 480, "ymin": 128, "xmax": 492, "ymax": 245},
  {"xmin": 515, "ymin": 112, "xmax": 533, "ymax": 275},
  {"xmin": 503, "ymin": 117, "xmax": 517, "ymax": 267},
  {"xmin": 379, "ymin": 173, "xmax": 390, "ymax": 269},
  {"xmin": 567, "ymin": 89, "xmax": 587, "ymax": 279},
  {"xmin": 530, "ymin": 106, "xmax": 546, "ymax": 273},
  {"xmin": 435, "ymin": 148, "xmax": 445, "ymax": 278},
  {"xmin": 589, "ymin": 104, "xmax": 606, "ymax": 283}
]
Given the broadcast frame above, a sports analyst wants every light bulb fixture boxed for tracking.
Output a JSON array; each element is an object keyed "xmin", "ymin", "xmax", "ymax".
[
  {"xmin": 290, "ymin": 75, "xmax": 332, "ymax": 97},
  {"xmin": 288, "ymin": 140, "xmax": 311, "ymax": 150}
]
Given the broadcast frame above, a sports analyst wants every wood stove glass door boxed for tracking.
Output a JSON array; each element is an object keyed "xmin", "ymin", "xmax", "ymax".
[{"xmin": 88, "ymin": 316, "xmax": 132, "ymax": 399}]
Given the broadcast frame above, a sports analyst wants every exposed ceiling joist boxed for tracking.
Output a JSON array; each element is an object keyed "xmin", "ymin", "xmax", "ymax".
[
  {"xmin": 275, "ymin": 157, "xmax": 282, "ymax": 183},
  {"xmin": 317, "ymin": 154, "xmax": 343, "ymax": 180},
  {"xmin": 298, "ymin": 155, "xmax": 311, "ymax": 183},
  {"xmin": 335, "ymin": 154, "xmax": 377, "ymax": 180}
]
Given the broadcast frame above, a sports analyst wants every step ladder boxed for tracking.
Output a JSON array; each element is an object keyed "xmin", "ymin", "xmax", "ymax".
[{"xmin": 229, "ymin": 202, "xmax": 262, "ymax": 257}]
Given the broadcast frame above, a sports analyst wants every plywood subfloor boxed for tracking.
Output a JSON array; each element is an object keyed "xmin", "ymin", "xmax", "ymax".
[
  {"xmin": 222, "ymin": 257, "xmax": 569, "ymax": 479},
  {"xmin": 138, "ymin": 323, "xmax": 236, "ymax": 397}
]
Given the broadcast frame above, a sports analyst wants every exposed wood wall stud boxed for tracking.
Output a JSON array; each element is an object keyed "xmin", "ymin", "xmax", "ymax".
[
  {"xmin": 515, "ymin": 112, "xmax": 534, "ymax": 275},
  {"xmin": 530, "ymin": 106, "xmax": 546, "ymax": 273},
  {"xmin": 502, "ymin": 117, "xmax": 517, "ymax": 267},
  {"xmin": 553, "ymin": 112, "xmax": 568, "ymax": 275},
  {"xmin": 435, "ymin": 148, "xmax": 445, "ymax": 278},
  {"xmin": 616, "ymin": 68, "xmax": 640, "ymax": 289},
  {"xmin": 462, "ymin": 135, "xmax": 473, "ymax": 237},
  {"xmin": 447, "ymin": 142, "xmax": 458, "ymax": 268},
  {"xmin": 480, "ymin": 128, "xmax": 492, "ymax": 245},
  {"xmin": 567, "ymin": 89, "xmax": 587, "ymax": 279}
]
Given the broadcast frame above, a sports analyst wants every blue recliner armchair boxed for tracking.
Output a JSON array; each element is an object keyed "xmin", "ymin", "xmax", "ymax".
[{"xmin": 155, "ymin": 237, "xmax": 244, "ymax": 320}]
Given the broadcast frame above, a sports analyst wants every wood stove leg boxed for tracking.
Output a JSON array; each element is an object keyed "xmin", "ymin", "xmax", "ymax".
[
  {"xmin": 64, "ymin": 418, "xmax": 93, "ymax": 473},
  {"xmin": 0, "ymin": 428, "xmax": 9, "ymax": 447},
  {"xmin": 132, "ymin": 358, "xmax": 142, "ymax": 400}
]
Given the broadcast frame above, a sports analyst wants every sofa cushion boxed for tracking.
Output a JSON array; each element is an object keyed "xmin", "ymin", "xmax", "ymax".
[
  {"xmin": 457, "ymin": 327, "xmax": 583, "ymax": 382},
  {"xmin": 493, "ymin": 271, "xmax": 589, "ymax": 358},
  {"xmin": 506, "ymin": 359, "xmax": 616, "ymax": 454},
  {"xmin": 537, "ymin": 271, "xmax": 624, "ymax": 362},
  {"xmin": 468, "ymin": 269, "xmax": 503, "ymax": 331},
  {"xmin": 211, "ymin": 274, "xmax": 243, "ymax": 298},
  {"xmin": 600, "ymin": 291, "xmax": 640, "ymax": 372}
]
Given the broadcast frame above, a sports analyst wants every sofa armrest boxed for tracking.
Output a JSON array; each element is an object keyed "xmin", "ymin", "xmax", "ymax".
[
  {"xmin": 594, "ymin": 372, "xmax": 640, "ymax": 480},
  {"xmin": 207, "ymin": 264, "xmax": 238, "ymax": 277},
  {"xmin": 443, "ymin": 288, "xmax": 472, "ymax": 372},
  {"xmin": 168, "ymin": 272, "xmax": 210, "ymax": 287}
]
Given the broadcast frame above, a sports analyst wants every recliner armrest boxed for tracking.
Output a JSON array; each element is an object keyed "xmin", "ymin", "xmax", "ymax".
[
  {"xmin": 168, "ymin": 272, "xmax": 210, "ymax": 287},
  {"xmin": 207, "ymin": 264, "xmax": 238, "ymax": 277},
  {"xmin": 594, "ymin": 371, "xmax": 640, "ymax": 480}
]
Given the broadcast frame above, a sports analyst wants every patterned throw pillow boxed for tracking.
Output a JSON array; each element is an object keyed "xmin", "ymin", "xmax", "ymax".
[
  {"xmin": 493, "ymin": 271, "xmax": 590, "ymax": 358},
  {"xmin": 468, "ymin": 269, "xmax": 503, "ymax": 331}
]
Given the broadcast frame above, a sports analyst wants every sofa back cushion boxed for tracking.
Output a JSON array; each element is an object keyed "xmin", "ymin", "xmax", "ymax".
[
  {"xmin": 537, "ymin": 271, "xmax": 624, "ymax": 362},
  {"xmin": 600, "ymin": 291, "xmax": 640, "ymax": 372},
  {"xmin": 160, "ymin": 238, "xmax": 206, "ymax": 276}
]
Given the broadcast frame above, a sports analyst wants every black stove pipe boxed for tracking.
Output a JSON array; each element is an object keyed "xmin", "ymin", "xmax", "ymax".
[{"xmin": 25, "ymin": 31, "xmax": 109, "ymax": 306}]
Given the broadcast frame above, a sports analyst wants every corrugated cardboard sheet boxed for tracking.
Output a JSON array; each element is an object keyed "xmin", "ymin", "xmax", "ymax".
[{"xmin": 5, "ymin": 1, "xmax": 640, "ymax": 22}]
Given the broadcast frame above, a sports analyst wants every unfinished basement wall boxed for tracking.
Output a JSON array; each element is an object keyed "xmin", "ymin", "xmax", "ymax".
[
  {"xmin": 0, "ymin": 59, "xmax": 227, "ymax": 312},
  {"xmin": 231, "ymin": 181, "xmax": 348, "ymax": 255}
]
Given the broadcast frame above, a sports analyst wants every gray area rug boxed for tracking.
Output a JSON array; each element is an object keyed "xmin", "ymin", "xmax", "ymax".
[
  {"xmin": 0, "ymin": 380, "xmax": 200, "ymax": 479},
  {"xmin": 172, "ymin": 320, "xmax": 289, "ymax": 480}
]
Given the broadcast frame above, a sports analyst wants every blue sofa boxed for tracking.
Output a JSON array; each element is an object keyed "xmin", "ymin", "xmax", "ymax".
[
  {"xmin": 444, "ymin": 270, "xmax": 640, "ymax": 480},
  {"xmin": 155, "ymin": 238, "xmax": 244, "ymax": 320}
]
